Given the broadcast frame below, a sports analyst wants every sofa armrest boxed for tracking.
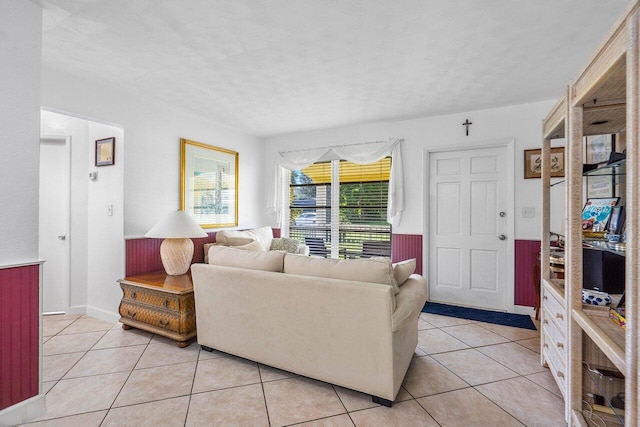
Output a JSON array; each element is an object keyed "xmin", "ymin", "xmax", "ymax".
[{"xmin": 391, "ymin": 274, "xmax": 427, "ymax": 332}]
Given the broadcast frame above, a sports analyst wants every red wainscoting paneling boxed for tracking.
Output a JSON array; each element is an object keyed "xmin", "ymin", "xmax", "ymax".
[
  {"xmin": 392, "ymin": 234, "xmax": 423, "ymax": 275},
  {"xmin": 125, "ymin": 233, "xmax": 217, "ymax": 276},
  {"xmin": 0, "ymin": 264, "xmax": 40, "ymax": 410},
  {"xmin": 514, "ymin": 239, "xmax": 541, "ymax": 307},
  {"xmin": 124, "ymin": 231, "xmax": 424, "ymax": 277}
]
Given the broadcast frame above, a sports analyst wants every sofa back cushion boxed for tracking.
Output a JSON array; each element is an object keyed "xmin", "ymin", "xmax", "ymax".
[
  {"xmin": 284, "ymin": 254, "xmax": 399, "ymax": 294},
  {"xmin": 215, "ymin": 226, "xmax": 274, "ymax": 250},
  {"xmin": 208, "ymin": 245, "xmax": 284, "ymax": 272}
]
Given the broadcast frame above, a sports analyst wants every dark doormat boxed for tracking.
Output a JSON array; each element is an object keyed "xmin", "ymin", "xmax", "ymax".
[{"xmin": 422, "ymin": 302, "xmax": 537, "ymax": 330}]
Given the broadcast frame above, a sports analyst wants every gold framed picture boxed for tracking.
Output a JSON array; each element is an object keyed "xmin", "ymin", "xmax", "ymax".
[
  {"xmin": 95, "ymin": 137, "xmax": 115, "ymax": 166},
  {"xmin": 180, "ymin": 138, "xmax": 238, "ymax": 228},
  {"xmin": 524, "ymin": 147, "xmax": 565, "ymax": 179}
]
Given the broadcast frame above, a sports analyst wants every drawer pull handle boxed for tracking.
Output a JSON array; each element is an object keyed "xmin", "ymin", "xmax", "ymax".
[
  {"xmin": 555, "ymin": 313, "xmax": 563, "ymax": 320},
  {"xmin": 131, "ymin": 291, "xmax": 137, "ymax": 299},
  {"xmin": 556, "ymin": 343, "xmax": 564, "ymax": 349},
  {"xmin": 127, "ymin": 310, "xmax": 137, "ymax": 318},
  {"xmin": 163, "ymin": 299, "xmax": 169, "ymax": 308},
  {"xmin": 159, "ymin": 319, "xmax": 170, "ymax": 328},
  {"xmin": 557, "ymin": 371, "xmax": 565, "ymax": 379}
]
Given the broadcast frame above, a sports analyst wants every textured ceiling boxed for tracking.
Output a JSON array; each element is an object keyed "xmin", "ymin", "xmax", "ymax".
[{"xmin": 41, "ymin": 0, "xmax": 628, "ymax": 137}]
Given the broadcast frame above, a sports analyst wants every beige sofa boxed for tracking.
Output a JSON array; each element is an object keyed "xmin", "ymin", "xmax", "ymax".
[
  {"xmin": 191, "ymin": 246, "xmax": 427, "ymax": 406},
  {"xmin": 203, "ymin": 226, "xmax": 309, "ymax": 262}
]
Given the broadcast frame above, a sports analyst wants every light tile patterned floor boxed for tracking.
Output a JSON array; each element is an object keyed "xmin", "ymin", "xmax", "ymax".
[{"xmin": 21, "ymin": 312, "xmax": 567, "ymax": 427}]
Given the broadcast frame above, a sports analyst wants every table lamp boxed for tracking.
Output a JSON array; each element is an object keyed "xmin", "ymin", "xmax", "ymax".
[{"xmin": 145, "ymin": 210, "xmax": 208, "ymax": 275}]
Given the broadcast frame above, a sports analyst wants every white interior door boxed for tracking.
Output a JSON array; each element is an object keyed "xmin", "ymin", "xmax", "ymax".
[
  {"xmin": 39, "ymin": 136, "xmax": 70, "ymax": 314},
  {"xmin": 428, "ymin": 146, "xmax": 511, "ymax": 311}
]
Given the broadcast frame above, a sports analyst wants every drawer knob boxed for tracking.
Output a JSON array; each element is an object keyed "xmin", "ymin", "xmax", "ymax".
[
  {"xmin": 543, "ymin": 295, "xmax": 548, "ymax": 300},
  {"xmin": 543, "ymin": 320, "xmax": 549, "ymax": 325},
  {"xmin": 543, "ymin": 343, "xmax": 549, "ymax": 348},
  {"xmin": 131, "ymin": 291, "xmax": 137, "ymax": 299},
  {"xmin": 557, "ymin": 342, "xmax": 564, "ymax": 349},
  {"xmin": 163, "ymin": 299, "xmax": 169, "ymax": 308},
  {"xmin": 556, "ymin": 313, "xmax": 564, "ymax": 320},
  {"xmin": 127, "ymin": 310, "xmax": 137, "ymax": 318},
  {"xmin": 159, "ymin": 319, "xmax": 169, "ymax": 328},
  {"xmin": 557, "ymin": 371, "xmax": 565, "ymax": 379}
]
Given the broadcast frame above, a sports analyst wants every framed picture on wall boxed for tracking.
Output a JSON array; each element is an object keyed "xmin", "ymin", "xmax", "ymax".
[
  {"xmin": 180, "ymin": 138, "xmax": 238, "ymax": 228},
  {"xmin": 524, "ymin": 147, "xmax": 565, "ymax": 179},
  {"xmin": 95, "ymin": 137, "xmax": 115, "ymax": 166}
]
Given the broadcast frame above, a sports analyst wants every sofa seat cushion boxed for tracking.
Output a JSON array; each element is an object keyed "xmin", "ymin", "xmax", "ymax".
[
  {"xmin": 215, "ymin": 226, "xmax": 274, "ymax": 250},
  {"xmin": 284, "ymin": 253, "xmax": 399, "ymax": 294},
  {"xmin": 270, "ymin": 237, "xmax": 301, "ymax": 254},
  {"xmin": 208, "ymin": 245, "xmax": 285, "ymax": 272}
]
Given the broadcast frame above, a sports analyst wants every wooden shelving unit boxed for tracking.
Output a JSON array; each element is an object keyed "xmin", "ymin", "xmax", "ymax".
[{"xmin": 541, "ymin": 2, "xmax": 639, "ymax": 425}]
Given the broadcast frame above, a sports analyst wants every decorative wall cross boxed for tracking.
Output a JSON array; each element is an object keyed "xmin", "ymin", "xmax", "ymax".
[{"xmin": 462, "ymin": 119, "xmax": 473, "ymax": 136}]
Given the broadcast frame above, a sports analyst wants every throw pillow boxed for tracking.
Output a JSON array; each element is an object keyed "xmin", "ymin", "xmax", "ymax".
[
  {"xmin": 226, "ymin": 236, "xmax": 254, "ymax": 246},
  {"xmin": 231, "ymin": 240, "xmax": 266, "ymax": 252},
  {"xmin": 393, "ymin": 259, "xmax": 416, "ymax": 286},
  {"xmin": 270, "ymin": 237, "xmax": 301, "ymax": 254}
]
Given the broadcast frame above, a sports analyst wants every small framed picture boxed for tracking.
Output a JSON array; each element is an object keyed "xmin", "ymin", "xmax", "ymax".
[
  {"xmin": 524, "ymin": 147, "xmax": 565, "ymax": 179},
  {"xmin": 608, "ymin": 206, "xmax": 626, "ymax": 234},
  {"xmin": 585, "ymin": 134, "xmax": 614, "ymax": 165},
  {"xmin": 95, "ymin": 137, "xmax": 115, "ymax": 166},
  {"xmin": 582, "ymin": 197, "xmax": 619, "ymax": 231}
]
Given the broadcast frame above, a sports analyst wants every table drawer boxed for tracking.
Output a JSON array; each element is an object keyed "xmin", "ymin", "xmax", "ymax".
[
  {"xmin": 121, "ymin": 284, "xmax": 182, "ymax": 311},
  {"xmin": 542, "ymin": 286, "xmax": 566, "ymax": 330},
  {"xmin": 543, "ymin": 332, "xmax": 567, "ymax": 399},
  {"xmin": 542, "ymin": 308, "xmax": 567, "ymax": 360},
  {"xmin": 120, "ymin": 302, "xmax": 181, "ymax": 333}
]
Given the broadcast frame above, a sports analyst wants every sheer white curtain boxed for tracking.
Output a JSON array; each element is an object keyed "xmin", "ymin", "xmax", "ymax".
[{"xmin": 267, "ymin": 138, "xmax": 404, "ymax": 226}]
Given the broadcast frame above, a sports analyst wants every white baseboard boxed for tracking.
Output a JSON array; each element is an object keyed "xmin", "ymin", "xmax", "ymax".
[
  {"xmin": 67, "ymin": 305, "xmax": 86, "ymax": 315},
  {"xmin": 85, "ymin": 305, "xmax": 120, "ymax": 324},
  {"xmin": 0, "ymin": 394, "xmax": 46, "ymax": 427}
]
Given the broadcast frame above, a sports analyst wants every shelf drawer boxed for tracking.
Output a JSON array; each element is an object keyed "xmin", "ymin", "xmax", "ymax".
[
  {"xmin": 543, "ymin": 332, "xmax": 567, "ymax": 399},
  {"xmin": 120, "ymin": 302, "xmax": 181, "ymax": 333},
  {"xmin": 542, "ymin": 308, "xmax": 567, "ymax": 360},
  {"xmin": 542, "ymin": 286, "xmax": 566, "ymax": 331},
  {"xmin": 121, "ymin": 284, "xmax": 181, "ymax": 311}
]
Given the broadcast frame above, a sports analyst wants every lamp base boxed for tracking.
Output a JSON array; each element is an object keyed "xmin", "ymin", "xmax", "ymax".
[{"xmin": 160, "ymin": 238, "xmax": 194, "ymax": 275}]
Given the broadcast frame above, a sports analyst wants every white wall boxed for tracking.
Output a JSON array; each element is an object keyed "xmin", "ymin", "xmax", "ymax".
[
  {"xmin": 87, "ymin": 122, "xmax": 124, "ymax": 318},
  {"xmin": 41, "ymin": 66, "xmax": 264, "ymax": 319},
  {"xmin": 41, "ymin": 67, "xmax": 265, "ymax": 238},
  {"xmin": 40, "ymin": 111, "xmax": 124, "ymax": 319},
  {"xmin": 265, "ymin": 100, "xmax": 558, "ymax": 240},
  {"xmin": 0, "ymin": 1, "xmax": 41, "ymax": 265}
]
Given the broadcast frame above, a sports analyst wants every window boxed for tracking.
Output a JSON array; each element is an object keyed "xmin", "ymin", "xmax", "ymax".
[{"xmin": 288, "ymin": 158, "xmax": 391, "ymax": 258}]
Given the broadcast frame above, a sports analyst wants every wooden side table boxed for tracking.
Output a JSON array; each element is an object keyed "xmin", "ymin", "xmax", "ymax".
[{"xmin": 117, "ymin": 271, "xmax": 196, "ymax": 347}]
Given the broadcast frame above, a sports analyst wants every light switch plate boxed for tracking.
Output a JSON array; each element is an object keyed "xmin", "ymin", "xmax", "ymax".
[{"xmin": 522, "ymin": 206, "xmax": 535, "ymax": 218}]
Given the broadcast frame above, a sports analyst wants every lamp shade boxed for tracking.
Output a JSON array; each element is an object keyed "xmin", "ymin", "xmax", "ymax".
[{"xmin": 145, "ymin": 210, "xmax": 208, "ymax": 238}]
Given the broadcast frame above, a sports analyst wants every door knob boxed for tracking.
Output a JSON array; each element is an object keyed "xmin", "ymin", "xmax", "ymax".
[
  {"xmin": 57, "ymin": 235, "xmax": 66, "ymax": 240},
  {"xmin": 498, "ymin": 234, "xmax": 507, "ymax": 240}
]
